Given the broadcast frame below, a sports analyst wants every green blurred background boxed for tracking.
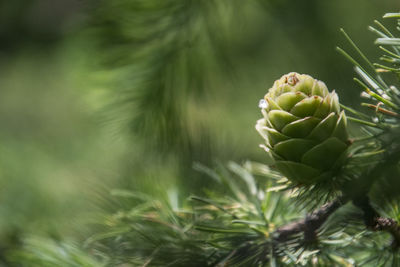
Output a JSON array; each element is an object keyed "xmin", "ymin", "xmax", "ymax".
[{"xmin": 0, "ymin": 0, "xmax": 398, "ymax": 261}]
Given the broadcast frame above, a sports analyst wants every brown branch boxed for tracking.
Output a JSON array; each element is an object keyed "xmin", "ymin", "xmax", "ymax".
[
  {"xmin": 273, "ymin": 197, "xmax": 347, "ymax": 242},
  {"xmin": 374, "ymin": 217, "xmax": 400, "ymax": 248},
  {"xmin": 271, "ymin": 194, "xmax": 400, "ymax": 249},
  {"xmin": 353, "ymin": 196, "xmax": 400, "ymax": 247}
]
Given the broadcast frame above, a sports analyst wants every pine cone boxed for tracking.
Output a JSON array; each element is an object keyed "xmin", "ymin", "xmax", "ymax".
[{"xmin": 256, "ymin": 72, "xmax": 349, "ymax": 184}]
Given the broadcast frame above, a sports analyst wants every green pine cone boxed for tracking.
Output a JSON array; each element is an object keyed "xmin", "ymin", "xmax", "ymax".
[{"xmin": 256, "ymin": 72, "xmax": 349, "ymax": 184}]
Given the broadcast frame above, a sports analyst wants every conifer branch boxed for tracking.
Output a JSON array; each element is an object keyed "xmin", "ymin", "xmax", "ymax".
[
  {"xmin": 274, "ymin": 197, "xmax": 347, "ymax": 242},
  {"xmin": 374, "ymin": 217, "xmax": 400, "ymax": 247},
  {"xmin": 354, "ymin": 195, "xmax": 400, "ymax": 247}
]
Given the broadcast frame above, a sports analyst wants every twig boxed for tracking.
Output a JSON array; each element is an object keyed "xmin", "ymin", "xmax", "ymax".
[
  {"xmin": 374, "ymin": 217, "xmax": 400, "ymax": 247},
  {"xmin": 273, "ymin": 197, "xmax": 347, "ymax": 242},
  {"xmin": 353, "ymin": 195, "xmax": 400, "ymax": 247},
  {"xmin": 271, "ymin": 193, "xmax": 400, "ymax": 249}
]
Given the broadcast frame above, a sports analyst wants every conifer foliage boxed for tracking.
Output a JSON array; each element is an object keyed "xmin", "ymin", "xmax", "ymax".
[{"xmin": 10, "ymin": 10, "xmax": 400, "ymax": 267}]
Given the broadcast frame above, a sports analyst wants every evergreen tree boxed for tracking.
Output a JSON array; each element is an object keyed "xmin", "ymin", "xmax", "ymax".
[{"xmin": 7, "ymin": 6, "xmax": 400, "ymax": 267}]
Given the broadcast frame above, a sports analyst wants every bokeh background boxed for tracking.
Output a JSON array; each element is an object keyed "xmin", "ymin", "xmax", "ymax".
[{"xmin": 0, "ymin": 0, "xmax": 398, "ymax": 262}]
